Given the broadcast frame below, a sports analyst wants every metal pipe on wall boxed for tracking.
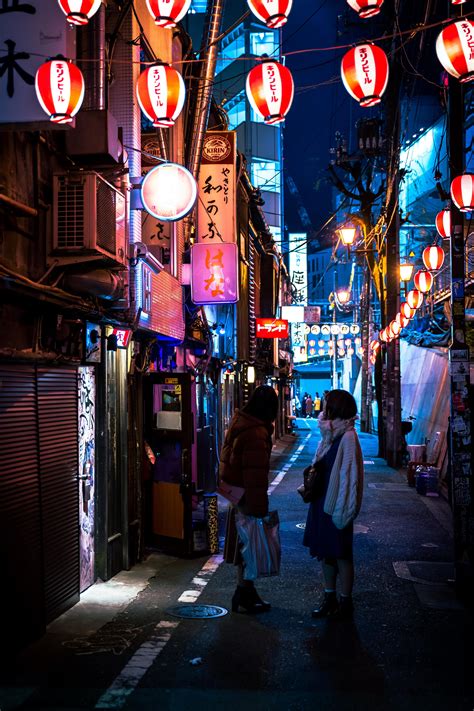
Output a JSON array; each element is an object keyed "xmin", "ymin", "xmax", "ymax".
[{"xmin": 79, "ymin": 1, "xmax": 106, "ymax": 110}]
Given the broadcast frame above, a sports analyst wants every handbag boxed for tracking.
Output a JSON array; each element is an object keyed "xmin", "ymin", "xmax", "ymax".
[
  {"xmin": 217, "ymin": 480, "xmax": 245, "ymax": 505},
  {"xmin": 297, "ymin": 462, "xmax": 325, "ymax": 503},
  {"xmin": 234, "ymin": 510, "xmax": 281, "ymax": 581}
]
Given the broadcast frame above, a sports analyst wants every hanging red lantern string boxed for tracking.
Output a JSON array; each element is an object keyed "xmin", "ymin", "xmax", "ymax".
[
  {"xmin": 450, "ymin": 174, "xmax": 474, "ymax": 212},
  {"xmin": 341, "ymin": 43, "xmax": 389, "ymax": 107},
  {"xmin": 136, "ymin": 63, "xmax": 185, "ymax": 128},
  {"xmin": 413, "ymin": 269, "xmax": 433, "ymax": 293},
  {"xmin": 435, "ymin": 208, "xmax": 451, "ymax": 239},
  {"xmin": 35, "ymin": 57, "xmax": 84, "ymax": 124},
  {"xmin": 346, "ymin": 0, "xmax": 384, "ymax": 19},
  {"xmin": 247, "ymin": 0, "xmax": 292, "ymax": 29},
  {"xmin": 395, "ymin": 312, "xmax": 410, "ymax": 329},
  {"xmin": 389, "ymin": 320, "xmax": 401, "ymax": 338},
  {"xmin": 57, "ymin": 0, "xmax": 102, "ymax": 26},
  {"xmin": 436, "ymin": 20, "xmax": 474, "ymax": 83},
  {"xmin": 422, "ymin": 245, "xmax": 445, "ymax": 271},
  {"xmin": 246, "ymin": 59, "xmax": 294, "ymax": 125},
  {"xmin": 400, "ymin": 302, "xmax": 416, "ymax": 320},
  {"xmin": 406, "ymin": 289, "xmax": 424, "ymax": 310},
  {"xmin": 145, "ymin": 0, "xmax": 191, "ymax": 28}
]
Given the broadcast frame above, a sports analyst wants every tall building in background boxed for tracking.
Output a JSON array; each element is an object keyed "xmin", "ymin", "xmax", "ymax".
[{"xmin": 185, "ymin": 5, "xmax": 284, "ymax": 248}]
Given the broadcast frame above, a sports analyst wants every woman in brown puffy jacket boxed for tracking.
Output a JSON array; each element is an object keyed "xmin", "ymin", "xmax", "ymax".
[{"xmin": 219, "ymin": 385, "xmax": 278, "ymax": 613}]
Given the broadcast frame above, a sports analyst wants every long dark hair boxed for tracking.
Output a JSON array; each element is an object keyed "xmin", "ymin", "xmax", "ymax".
[
  {"xmin": 242, "ymin": 385, "xmax": 278, "ymax": 422},
  {"xmin": 324, "ymin": 389, "xmax": 357, "ymax": 421}
]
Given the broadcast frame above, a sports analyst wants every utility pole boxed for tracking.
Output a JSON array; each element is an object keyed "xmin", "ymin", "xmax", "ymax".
[{"xmin": 448, "ymin": 66, "xmax": 474, "ymax": 599}]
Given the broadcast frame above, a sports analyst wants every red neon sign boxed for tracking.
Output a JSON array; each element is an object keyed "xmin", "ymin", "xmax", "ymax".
[
  {"xmin": 112, "ymin": 328, "xmax": 132, "ymax": 348},
  {"xmin": 256, "ymin": 318, "xmax": 289, "ymax": 339}
]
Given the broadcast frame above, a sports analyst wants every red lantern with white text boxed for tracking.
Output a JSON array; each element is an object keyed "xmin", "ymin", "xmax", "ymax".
[
  {"xmin": 435, "ymin": 209, "xmax": 451, "ymax": 239},
  {"xmin": 346, "ymin": 0, "xmax": 384, "ymax": 18},
  {"xmin": 136, "ymin": 63, "xmax": 185, "ymax": 128},
  {"xmin": 414, "ymin": 269, "xmax": 433, "ymax": 293},
  {"xmin": 341, "ymin": 43, "xmax": 389, "ymax": 107},
  {"xmin": 246, "ymin": 59, "xmax": 294, "ymax": 125},
  {"xmin": 35, "ymin": 58, "xmax": 84, "ymax": 124},
  {"xmin": 247, "ymin": 0, "xmax": 292, "ymax": 29},
  {"xmin": 406, "ymin": 289, "xmax": 424, "ymax": 310},
  {"xmin": 145, "ymin": 0, "xmax": 191, "ymax": 28},
  {"xmin": 422, "ymin": 245, "xmax": 444, "ymax": 271},
  {"xmin": 436, "ymin": 20, "xmax": 474, "ymax": 83},
  {"xmin": 400, "ymin": 302, "xmax": 416, "ymax": 320},
  {"xmin": 450, "ymin": 174, "xmax": 474, "ymax": 212},
  {"xmin": 57, "ymin": 0, "xmax": 101, "ymax": 25}
]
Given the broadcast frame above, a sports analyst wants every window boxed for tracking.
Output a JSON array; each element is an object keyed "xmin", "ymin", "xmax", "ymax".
[
  {"xmin": 225, "ymin": 91, "xmax": 246, "ymax": 129},
  {"xmin": 216, "ymin": 25, "xmax": 245, "ymax": 75},
  {"xmin": 250, "ymin": 159, "xmax": 281, "ymax": 192},
  {"xmin": 250, "ymin": 29, "xmax": 278, "ymax": 57},
  {"xmin": 143, "ymin": 266, "xmax": 152, "ymax": 314}
]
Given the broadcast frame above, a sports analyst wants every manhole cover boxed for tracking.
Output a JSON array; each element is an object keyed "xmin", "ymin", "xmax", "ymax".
[
  {"xmin": 296, "ymin": 522, "xmax": 306, "ymax": 529},
  {"xmin": 166, "ymin": 604, "xmax": 228, "ymax": 619}
]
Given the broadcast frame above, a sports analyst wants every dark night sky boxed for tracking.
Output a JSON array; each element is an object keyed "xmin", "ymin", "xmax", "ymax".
[{"xmin": 281, "ymin": 0, "xmax": 383, "ymax": 240}]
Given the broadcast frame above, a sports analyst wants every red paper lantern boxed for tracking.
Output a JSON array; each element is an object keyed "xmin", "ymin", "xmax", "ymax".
[
  {"xmin": 450, "ymin": 174, "xmax": 474, "ymax": 212},
  {"xmin": 389, "ymin": 320, "xmax": 401, "ymax": 337},
  {"xmin": 400, "ymin": 302, "xmax": 416, "ymax": 320},
  {"xmin": 451, "ymin": 0, "xmax": 467, "ymax": 4},
  {"xmin": 436, "ymin": 20, "xmax": 474, "ymax": 83},
  {"xmin": 346, "ymin": 0, "xmax": 384, "ymax": 18},
  {"xmin": 395, "ymin": 312, "xmax": 410, "ymax": 329},
  {"xmin": 35, "ymin": 57, "xmax": 84, "ymax": 124},
  {"xmin": 136, "ymin": 63, "xmax": 185, "ymax": 128},
  {"xmin": 406, "ymin": 289, "xmax": 424, "ymax": 310},
  {"xmin": 413, "ymin": 269, "xmax": 433, "ymax": 293},
  {"xmin": 341, "ymin": 43, "xmax": 389, "ymax": 107},
  {"xmin": 247, "ymin": 0, "xmax": 292, "ymax": 29},
  {"xmin": 246, "ymin": 59, "xmax": 294, "ymax": 125},
  {"xmin": 145, "ymin": 0, "xmax": 191, "ymax": 28},
  {"xmin": 422, "ymin": 245, "xmax": 445, "ymax": 271},
  {"xmin": 435, "ymin": 209, "xmax": 451, "ymax": 239},
  {"xmin": 57, "ymin": 0, "xmax": 101, "ymax": 25}
]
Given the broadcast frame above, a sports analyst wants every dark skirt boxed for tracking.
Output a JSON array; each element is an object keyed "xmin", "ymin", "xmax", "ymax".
[{"xmin": 303, "ymin": 436, "xmax": 354, "ymax": 561}]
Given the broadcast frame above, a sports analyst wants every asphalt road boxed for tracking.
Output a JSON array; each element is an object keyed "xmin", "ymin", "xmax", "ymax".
[{"xmin": 1, "ymin": 419, "xmax": 472, "ymax": 711}]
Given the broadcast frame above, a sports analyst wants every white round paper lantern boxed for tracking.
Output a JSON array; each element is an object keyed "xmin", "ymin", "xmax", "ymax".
[{"xmin": 140, "ymin": 162, "xmax": 197, "ymax": 221}]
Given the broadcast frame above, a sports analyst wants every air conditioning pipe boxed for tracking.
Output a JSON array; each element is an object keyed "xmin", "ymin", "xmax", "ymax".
[{"xmin": 63, "ymin": 270, "xmax": 124, "ymax": 300}]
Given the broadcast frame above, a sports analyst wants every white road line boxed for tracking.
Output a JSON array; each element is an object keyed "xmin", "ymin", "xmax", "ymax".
[{"xmin": 95, "ymin": 431, "xmax": 313, "ymax": 709}]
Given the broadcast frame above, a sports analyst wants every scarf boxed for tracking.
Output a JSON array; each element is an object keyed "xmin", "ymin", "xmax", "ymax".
[{"xmin": 313, "ymin": 412, "xmax": 357, "ymax": 464}]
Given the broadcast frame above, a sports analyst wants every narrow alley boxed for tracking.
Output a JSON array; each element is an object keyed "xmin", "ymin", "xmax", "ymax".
[{"xmin": 1, "ymin": 420, "xmax": 471, "ymax": 711}]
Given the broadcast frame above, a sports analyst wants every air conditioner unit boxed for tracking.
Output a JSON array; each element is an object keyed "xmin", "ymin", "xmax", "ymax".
[{"xmin": 52, "ymin": 172, "xmax": 127, "ymax": 267}]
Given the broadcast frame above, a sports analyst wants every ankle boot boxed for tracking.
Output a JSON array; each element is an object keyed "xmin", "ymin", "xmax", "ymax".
[
  {"xmin": 311, "ymin": 591, "xmax": 338, "ymax": 619},
  {"xmin": 231, "ymin": 585, "xmax": 271, "ymax": 613}
]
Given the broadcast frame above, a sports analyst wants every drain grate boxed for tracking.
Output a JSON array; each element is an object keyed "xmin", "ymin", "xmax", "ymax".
[{"xmin": 166, "ymin": 604, "xmax": 228, "ymax": 619}]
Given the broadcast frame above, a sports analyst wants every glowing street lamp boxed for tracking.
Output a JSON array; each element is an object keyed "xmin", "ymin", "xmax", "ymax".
[
  {"xmin": 336, "ymin": 288, "xmax": 351, "ymax": 305},
  {"xmin": 338, "ymin": 226, "xmax": 357, "ymax": 247},
  {"xmin": 399, "ymin": 261, "xmax": 414, "ymax": 283}
]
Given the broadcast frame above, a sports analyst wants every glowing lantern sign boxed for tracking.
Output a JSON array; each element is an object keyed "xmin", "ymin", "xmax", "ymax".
[
  {"xmin": 136, "ymin": 63, "xmax": 185, "ymax": 128},
  {"xmin": 435, "ymin": 209, "xmax": 451, "ymax": 239},
  {"xmin": 145, "ymin": 0, "xmax": 191, "ymax": 28},
  {"xmin": 346, "ymin": 0, "xmax": 384, "ymax": 19},
  {"xmin": 35, "ymin": 58, "xmax": 84, "ymax": 124},
  {"xmin": 395, "ymin": 312, "xmax": 410, "ymax": 329},
  {"xmin": 57, "ymin": 0, "xmax": 102, "ymax": 26},
  {"xmin": 191, "ymin": 243, "xmax": 239, "ymax": 305},
  {"xmin": 389, "ymin": 320, "xmax": 401, "ymax": 337},
  {"xmin": 341, "ymin": 43, "xmax": 389, "ymax": 107},
  {"xmin": 141, "ymin": 163, "xmax": 197, "ymax": 221},
  {"xmin": 406, "ymin": 289, "xmax": 424, "ymax": 310},
  {"xmin": 247, "ymin": 0, "xmax": 292, "ymax": 29},
  {"xmin": 246, "ymin": 59, "xmax": 294, "ymax": 125},
  {"xmin": 400, "ymin": 302, "xmax": 416, "ymax": 320},
  {"xmin": 414, "ymin": 269, "xmax": 433, "ymax": 293},
  {"xmin": 436, "ymin": 20, "xmax": 474, "ymax": 83},
  {"xmin": 450, "ymin": 174, "xmax": 474, "ymax": 212},
  {"xmin": 422, "ymin": 245, "xmax": 445, "ymax": 271}
]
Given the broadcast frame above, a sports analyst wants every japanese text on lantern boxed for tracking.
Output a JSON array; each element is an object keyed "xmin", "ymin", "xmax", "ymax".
[
  {"xmin": 0, "ymin": 0, "xmax": 73, "ymax": 124},
  {"xmin": 197, "ymin": 131, "xmax": 236, "ymax": 243}
]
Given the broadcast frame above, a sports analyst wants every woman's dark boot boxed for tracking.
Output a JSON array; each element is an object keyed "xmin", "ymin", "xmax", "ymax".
[
  {"xmin": 336, "ymin": 595, "xmax": 354, "ymax": 619},
  {"xmin": 231, "ymin": 585, "xmax": 271, "ymax": 613},
  {"xmin": 311, "ymin": 591, "xmax": 338, "ymax": 619}
]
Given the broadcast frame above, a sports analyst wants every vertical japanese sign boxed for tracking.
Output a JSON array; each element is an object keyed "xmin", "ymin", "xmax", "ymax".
[
  {"xmin": 197, "ymin": 131, "xmax": 236, "ymax": 243},
  {"xmin": 191, "ymin": 242, "xmax": 239, "ymax": 304},
  {"xmin": 289, "ymin": 232, "xmax": 308, "ymax": 363},
  {"xmin": 0, "ymin": 0, "xmax": 75, "ymax": 124}
]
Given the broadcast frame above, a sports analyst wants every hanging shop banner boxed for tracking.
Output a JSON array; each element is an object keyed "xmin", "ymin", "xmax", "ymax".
[
  {"xmin": 190, "ymin": 242, "xmax": 239, "ymax": 304},
  {"xmin": 288, "ymin": 232, "xmax": 307, "ymax": 305},
  {"xmin": 197, "ymin": 131, "xmax": 237, "ymax": 243},
  {"xmin": 256, "ymin": 318, "xmax": 289, "ymax": 339},
  {"xmin": 111, "ymin": 328, "xmax": 132, "ymax": 348},
  {"xmin": 0, "ymin": 1, "xmax": 75, "ymax": 125}
]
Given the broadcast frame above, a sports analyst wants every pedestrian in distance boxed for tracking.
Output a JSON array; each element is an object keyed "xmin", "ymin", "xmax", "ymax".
[
  {"xmin": 305, "ymin": 394, "xmax": 313, "ymax": 418},
  {"xmin": 219, "ymin": 385, "xmax": 279, "ymax": 614},
  {"xmin": 302, "ymin": 389, "xmax": 364, "ymax": 619},
  {"xmin": 313, "ymin": 392, "xmax": 321, "ymax": 419}
]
